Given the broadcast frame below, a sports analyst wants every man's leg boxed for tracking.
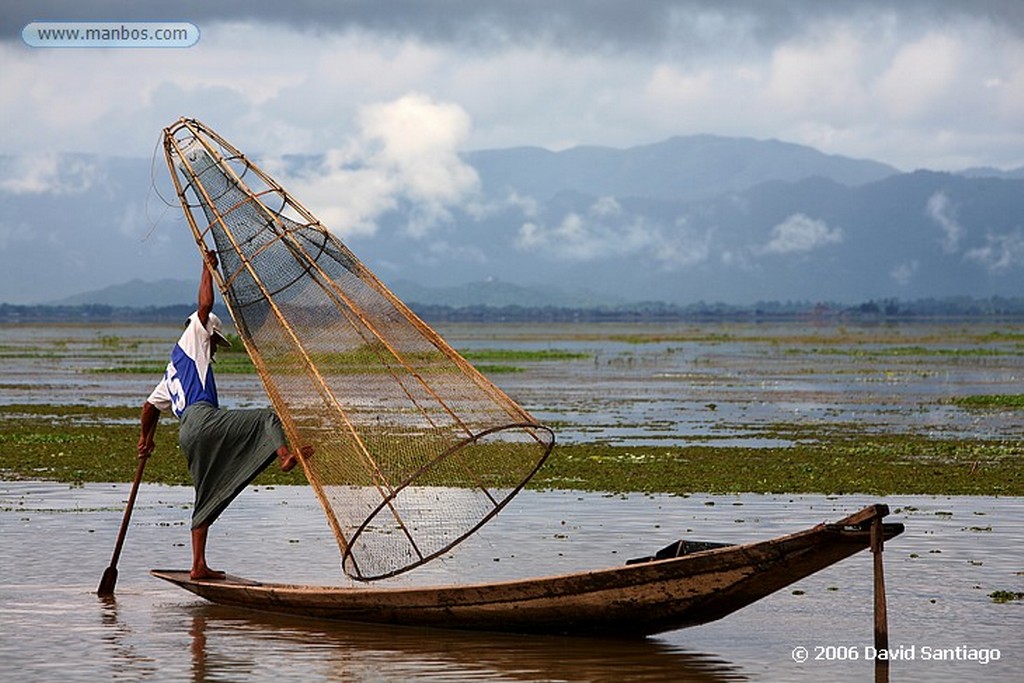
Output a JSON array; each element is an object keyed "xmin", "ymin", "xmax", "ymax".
[{"xmin": 190, "ymin": 524, "xmax": 226, "ymax": 580}]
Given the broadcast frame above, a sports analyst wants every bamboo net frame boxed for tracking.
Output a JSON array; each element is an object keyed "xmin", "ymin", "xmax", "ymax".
[{"xmin": 162, "ymin": 117, "xmax": 554, "ymax": 580}]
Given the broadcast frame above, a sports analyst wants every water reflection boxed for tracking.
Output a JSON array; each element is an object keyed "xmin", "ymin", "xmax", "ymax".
[
  {"xmin": 181, "ymin": 604, "xmax": 747, "ymax": 682},
  {"xmin": 97, "ymin": 594, "xmax": 162, "ymax": 680}
]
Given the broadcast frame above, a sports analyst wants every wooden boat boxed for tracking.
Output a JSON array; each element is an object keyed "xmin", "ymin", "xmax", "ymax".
[{"xmin": 152, "ymin": 503, "xmax": 902, "ymax": 637}]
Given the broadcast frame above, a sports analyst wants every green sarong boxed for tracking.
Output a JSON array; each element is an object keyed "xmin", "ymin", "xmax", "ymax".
[{"xmin": 178, "ymin": 401, "xmax": 287, "ymax": 528}]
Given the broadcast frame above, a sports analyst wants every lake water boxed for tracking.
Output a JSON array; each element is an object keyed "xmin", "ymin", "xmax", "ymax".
[
  {"xmin": 1, "ymin": 321, "xmax": 1023, "ymax": 680},
  {"xmin": 4, "ymin": 320, "xmax": 1024, "ymax": 445},
  {"xmin": 2, "ymin": 483, "xmax": 1022, "ymax": 682}
]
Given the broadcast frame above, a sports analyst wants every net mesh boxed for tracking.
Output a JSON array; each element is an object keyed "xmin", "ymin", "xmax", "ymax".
[{"xmin": 163, "ymin": 118, "xmax": 554, "ymax": 580}]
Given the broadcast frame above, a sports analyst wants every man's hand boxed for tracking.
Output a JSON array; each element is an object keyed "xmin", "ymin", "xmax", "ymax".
[
  {"xmin": 204, "ymin": 248, "xmax": 219, "ymax": 271},
  {"xmin": 138, "ymin": 401, "xmax": 161, "ymax": 459},
  {"xmin": 137, "ymin": 432, "xmax": 155, "ymax": 458}
]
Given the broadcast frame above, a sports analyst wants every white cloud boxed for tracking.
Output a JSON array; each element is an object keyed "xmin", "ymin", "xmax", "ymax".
[
  {"xmin": 276, "ymin": 93, "xmax": 480, "ymax": 238},
  {"xmin": 658, "ymin": 219, "xmax": 716, "ymax": 268},
  {"xmin": 925, "ymin": 191, "xmax": 965, "ymax": 253},
  {"xmin": 0, "ymin": 11, "xmax": 1021, "ymax": 172},
  {"xmin": 517, "ymin": 212, "xmax": 619, "ymax": 261},
  {"xmin": 991, "ymin": 40, "xmax": 1024, "ymax": 124},
  {"xmin": 412, "ymin": 239, "xmax": 488, "ymax": 267},
  {"xmin": 0, "ymin": 220, "xmax": 33, "ymax": 250},
  {"xmin": 116, "ymin": 202, "xmax": 174, "ymax": 254},
  {"xmin": 515, "ymin": 198, "xmax": 712, "ymax": 268},
  {"xmin": 116, "ymin": 203, "xmax": 145, "ymax": 239},
  {"xmin": 890, "ymin": 260, "xmax": 919, "ymax": 285},
  {"xmin": 760, "ymin": 213, "xmax": 843, "ymax": 255},
  {"xmin": 965, "ymin": 230, "xmax": 1024, "ymax": 272},
  {"xmin": 500, "ymin": 191, "xmax": 540, "ymax": 219},
  {"xmin": 0, "ymin": 153, "xmax": 101, "ymax": 195},
  {"xmin": 875, "ymin": 33, "xmax": 961, "ymax": 121},
  {"xmin": 766, "ymin": 29, "xmax": 868, "ymax": 121},
  {"xmin": 516, "ymin": 206, "xmax": 620, "ymax": 261},
  {"xmin": 645, "ymin": 65, "xmax": 715, "ymax": 109},
  {"xmin": 590, "ymin": 196, "xmax": 623, "ymax": 218},
  {"xmin": 358, "ymin": 93, "xmax": 478, "ymax": 207}
]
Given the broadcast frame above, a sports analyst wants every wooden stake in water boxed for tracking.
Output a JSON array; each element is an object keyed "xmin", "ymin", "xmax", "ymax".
[{"xmin": 871, "ymin": 516, "xmax": 890, "ymax": 683}]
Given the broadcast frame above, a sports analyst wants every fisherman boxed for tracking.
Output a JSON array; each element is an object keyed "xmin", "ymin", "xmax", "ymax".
[{"xmin": 137, "ymin": 248, "xmax": 311, "ymax": 580}]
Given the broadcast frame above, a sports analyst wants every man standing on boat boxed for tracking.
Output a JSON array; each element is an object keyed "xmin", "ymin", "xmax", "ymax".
[{"xmin": 137, "ymin": 248, "xmax": 311, "ymax": 580}]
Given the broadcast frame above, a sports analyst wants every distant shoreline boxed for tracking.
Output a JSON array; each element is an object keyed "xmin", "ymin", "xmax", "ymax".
[{"xmin": 5, "ymin": 297, "xmax": 1024, "ymax": 324}]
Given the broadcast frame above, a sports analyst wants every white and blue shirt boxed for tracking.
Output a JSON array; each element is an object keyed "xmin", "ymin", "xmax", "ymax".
[{"xmin": 146, "ymin": 312, "xmax": 220, "ymax": 418}]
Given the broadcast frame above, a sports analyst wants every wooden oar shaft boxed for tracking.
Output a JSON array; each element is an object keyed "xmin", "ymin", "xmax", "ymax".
[{"xmin": 97, "ymin": 454, "xmax": 149, "ymax": 596}]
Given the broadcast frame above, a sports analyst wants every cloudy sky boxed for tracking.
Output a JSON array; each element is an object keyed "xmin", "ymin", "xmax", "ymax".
[
  {"xmin": 4, "ymin": 0, "xmax": 1023, "ymax": 169},
  {"xmin": 2, "ymin": 1, "xmax": 1023, "ymax": 303}
]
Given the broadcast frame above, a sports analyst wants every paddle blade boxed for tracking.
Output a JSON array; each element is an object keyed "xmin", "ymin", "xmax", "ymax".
[{"xmin": 97, "ymin": 566, "xmax": 118, "ymax": 596}]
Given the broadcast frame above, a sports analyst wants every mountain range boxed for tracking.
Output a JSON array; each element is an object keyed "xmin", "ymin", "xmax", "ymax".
[{"xmin": 4, "ymin": 134, "xmax": 1021, "ymax": 307}]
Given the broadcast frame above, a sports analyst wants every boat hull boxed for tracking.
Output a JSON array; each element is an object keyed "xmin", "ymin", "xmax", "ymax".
[{"xmin": 152, "ymin": 504, "xmax": 903, "ymax": 637}]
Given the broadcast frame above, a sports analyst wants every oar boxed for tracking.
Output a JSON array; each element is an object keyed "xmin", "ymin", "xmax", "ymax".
[{"xmin": 97, "ymin": 454, "xmax": 149, "ymax": 596}]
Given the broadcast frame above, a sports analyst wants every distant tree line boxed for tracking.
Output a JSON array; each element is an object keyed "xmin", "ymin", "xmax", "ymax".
[
  {"xmin": 0, "ymin": 304, "xmax": 205, "ymax": 323},
  {"xmin": 412, "ymin": 297, "xmax": 1024, "ymax": 323},
  {"xmin": 6, "ymin": 297, "xmax": 1024, "ymax": 324}
]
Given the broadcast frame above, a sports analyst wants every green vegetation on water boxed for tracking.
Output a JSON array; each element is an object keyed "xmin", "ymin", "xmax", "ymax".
[
  {"xmin": 91, "ymin": 355, "xmax": 257, "ymax": 375},
  {"xmin": 2, "ymin": 403, "xmax": 1021, "ymax": 495},
  {"xmin": 0, "ymin": 405, "xmax": 297, "ymax": 487},
  {"xmin": 948, "ymin": 394, "xmax": 1024, "ymax": 410},
  {"xmin": 533, "ymin": 438, "xmax": 1023, "ymax": 496},
  {"xmin": 793, "ymin": 346, "xmax": 1024, "ymax": 358},
  {"xmin": 459, "ymin": 349, "xmax": 591, "ymax": 362},
  {"xmin": 85, "ymin": 346, "xmax": 587, "ymax": 375},
  {"xmin": 5, "ymin": 323, "xmax": 1023, "ymax": 496},
  {"xmin": 989, "ymin": 590, "xmax": 1024, "ymax": 603}
]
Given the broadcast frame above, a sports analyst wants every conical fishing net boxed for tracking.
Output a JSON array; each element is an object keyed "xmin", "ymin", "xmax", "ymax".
[{"xmin": 162, "ymin": 118, "xmax": 553, "ymax": 580}]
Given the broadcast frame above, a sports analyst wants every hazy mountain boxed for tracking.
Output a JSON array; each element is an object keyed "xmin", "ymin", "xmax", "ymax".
[
  {"xmin": 388, "ymin": 278, "xmax": 617, "ymax": 308},
  {"xmin": 49, "ymin": 277, "xmax": 604, "ymax": 309},
  {"xmin": 345, "ymin": 170, "xmax": 1024, "ymax": 305},
  {"xmin": 466, "ymin": 134, "xmax": 899, "ymax": 202},
  {"xmin": 958, "ymin": 166, "xmax": 1024, "ymax": 180},
  {"xmin": 4, "ymin": 136, "xmax": 1022, "ymax": 307},
  {"xmin": 49, "ymin": 278, "xmax": 198, "ymax": 307}
]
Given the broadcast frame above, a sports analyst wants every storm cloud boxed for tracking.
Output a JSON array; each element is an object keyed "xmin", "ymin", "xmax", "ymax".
[
  {"xmin": 5, "ymin": 1, "xmax": 1023, "ymax": 171},
  {"xmin": 7, "ymin": 1, "xmax": 1024, "ymax": 49}
]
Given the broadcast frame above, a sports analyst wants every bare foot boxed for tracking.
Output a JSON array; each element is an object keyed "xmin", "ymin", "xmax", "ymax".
[
  {"xmin": 278, "ymin": 444, "xmax": 314, "ymax": 472},
  {"xmin": 190, "ymin": 567, "xmax": 226, "ymax": 581}
]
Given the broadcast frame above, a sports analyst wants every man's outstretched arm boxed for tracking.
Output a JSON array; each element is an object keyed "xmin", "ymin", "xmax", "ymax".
[{"xmin": 197, "ymin": 249, "xmax": 217, "ymax": 326}]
